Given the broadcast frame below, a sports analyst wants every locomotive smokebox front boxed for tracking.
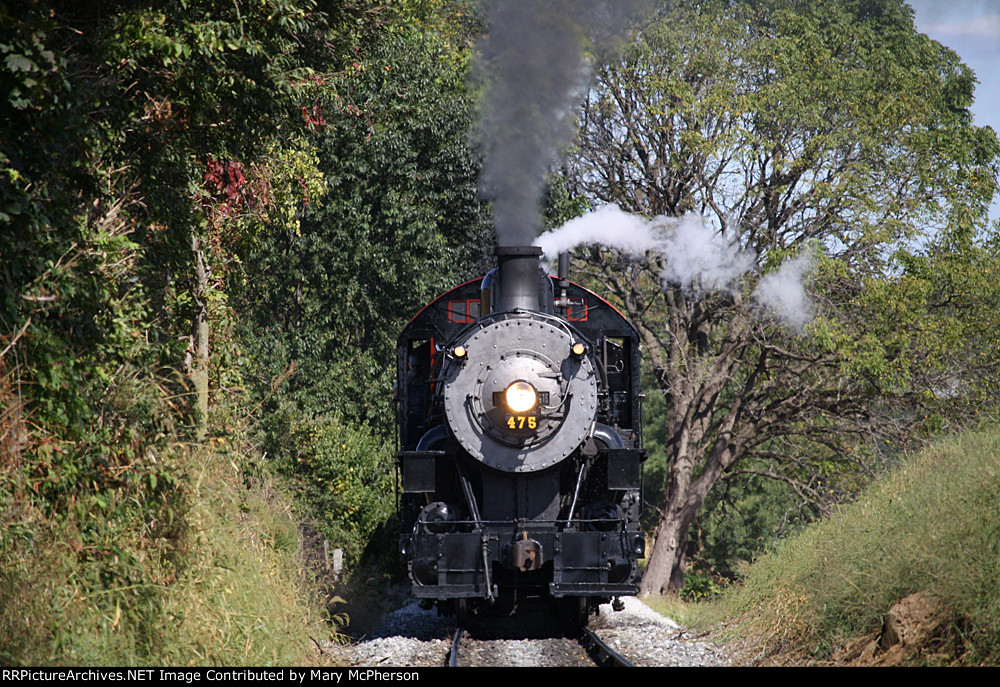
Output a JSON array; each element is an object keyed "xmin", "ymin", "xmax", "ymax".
[{"xmin": 441, "ymin": 244, "xmax": 599, "ymax": 473}]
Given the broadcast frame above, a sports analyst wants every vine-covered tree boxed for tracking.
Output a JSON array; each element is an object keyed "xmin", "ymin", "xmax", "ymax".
[
  {"xmin": 0, "ymin": 0, "xmax": 348, "ymax": 660},
  {"xmin": 1, "ymin": 0, "xmax": 338, "ymax": 469},
  {"xmin": 559, "ymin": 0, "xmax": 1000, "ymax": 594}
]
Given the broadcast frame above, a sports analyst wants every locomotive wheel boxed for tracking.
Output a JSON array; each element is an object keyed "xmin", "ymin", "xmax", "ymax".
[{"xmin": 558, "ymin": 597, "xmax": 590, "ymax": 634}]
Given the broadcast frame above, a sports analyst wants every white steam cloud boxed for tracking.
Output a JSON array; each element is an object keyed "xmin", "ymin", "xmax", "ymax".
[
  {"xmin": 535, "ymin": 204, "xmax": 816, "ymax": 329},
  {"xmin": 754, "ymin": 252, "xmax": 815, "ymax": 330}
]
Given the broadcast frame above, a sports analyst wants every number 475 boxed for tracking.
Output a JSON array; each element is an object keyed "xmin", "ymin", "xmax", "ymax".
[{"xmin": 507, "ymin": 416, "xmax": 537, "ymax": 430}]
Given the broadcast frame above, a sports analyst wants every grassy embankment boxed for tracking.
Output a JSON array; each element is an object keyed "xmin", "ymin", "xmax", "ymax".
[
  {"xmin": 0, "ymin": 440, "xmax": 334, "ymax": 666},
  {"xmin": 650, "ymin": 427, "xmax": 1000, "ymax": 666}
]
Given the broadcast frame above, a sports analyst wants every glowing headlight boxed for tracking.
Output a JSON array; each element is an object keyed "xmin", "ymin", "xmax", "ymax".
[{"xmin": 504, "ymin": 381, "xmax": 537, "ymax": 413}]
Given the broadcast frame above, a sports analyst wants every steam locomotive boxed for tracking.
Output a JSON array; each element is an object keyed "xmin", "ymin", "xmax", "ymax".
[{"xmin": 395, "ymin": 246, "xmax": 645, "ymax": 625}]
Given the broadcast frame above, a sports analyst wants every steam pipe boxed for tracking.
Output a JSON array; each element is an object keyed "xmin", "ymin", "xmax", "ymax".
[{"xmin": 555, "ymin": 251, "xmax": 570, "ymax": 312}]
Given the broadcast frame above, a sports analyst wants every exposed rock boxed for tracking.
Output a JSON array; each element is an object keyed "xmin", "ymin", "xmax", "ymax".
[
  {"xmin": 832, "ymin": 591, "xmax": 955, "ymax": 666},
  {"xmin": 873, "ymin": 591, "xmax": 952, "ymax": 665},
  {"xmin": 880, "ymin": 592, "xmax": 949, "ymax": 650}
]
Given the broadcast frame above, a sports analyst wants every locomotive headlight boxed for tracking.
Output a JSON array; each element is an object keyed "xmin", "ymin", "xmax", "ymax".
[
  {"xmin": 571, "ymin": 342, "xmax": 587, "ymax": 357},
  {"xmin": 504, "ymin": 381, "xmax": 537, "ymax": 413}
]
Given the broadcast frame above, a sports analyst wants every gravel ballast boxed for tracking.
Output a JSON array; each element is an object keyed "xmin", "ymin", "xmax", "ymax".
[{"xmin": 327, "ymin": 596, "xmax": 730, "ymax": 667}]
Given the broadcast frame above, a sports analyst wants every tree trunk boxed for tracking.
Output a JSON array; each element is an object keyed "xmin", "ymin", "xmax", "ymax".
[
  {"xmin": 639, "ymin": 474, "xmax": 703, "ymax": 596},
  {"xmin": 639, "ymin": 388, "xmax": 739, "ymax": 596},
  {"xmin": 191, "ymin": 234, "xmax": 210, "ymax": 440}
]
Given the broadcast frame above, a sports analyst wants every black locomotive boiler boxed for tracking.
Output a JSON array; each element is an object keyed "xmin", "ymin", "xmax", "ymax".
[{"xmin": 395, "ymin": 246, "xmax": 645, "ymax": 625}]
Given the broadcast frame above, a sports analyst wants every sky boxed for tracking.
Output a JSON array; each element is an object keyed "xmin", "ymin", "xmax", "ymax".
[{"xmin": 909, "ymin": 0, "xmax": 1000, "ymax": 219}]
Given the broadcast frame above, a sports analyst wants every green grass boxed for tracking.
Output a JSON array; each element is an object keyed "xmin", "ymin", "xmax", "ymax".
[
  {"xmin": 153, "ymin": 449, "xmax": 335, "ymax": 665},
  {"xmin": 644, "ymin": 592, "xmax": 727, "ymax": 631},
  {"xmin": 716, "ymin": 427, "xmax": 1000, "ymax": 665}
]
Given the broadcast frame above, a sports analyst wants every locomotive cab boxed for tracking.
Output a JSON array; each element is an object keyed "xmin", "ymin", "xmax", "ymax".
[{"xmin": 395, "ymin": 246, "xmax": 645, "ymax": 625}]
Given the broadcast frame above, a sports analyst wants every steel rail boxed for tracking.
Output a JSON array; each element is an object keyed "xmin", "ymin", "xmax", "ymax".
[
  {"xmin": 447, "ymin": 626, "xmax": 464, "ymax": 667},
  {"xmin": 579, "ymin": 627, "xmax": 635, "ymax": 667}
]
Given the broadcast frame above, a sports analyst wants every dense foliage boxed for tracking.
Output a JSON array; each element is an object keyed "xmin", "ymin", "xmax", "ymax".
[
  {"xmin": 1, "ymin": 0, "xmax": 335, "ymax": 495},
  {"xmin": 233, "ymin": 6, "xmax": 492, "ymax": 576},
  {"xmin": 0, "ymin": 0, "xmax": 345, "ymax": 662},
  {"xmin": 0, "ymin": 0, "xmax": 489, "ymax": 661},
  {"xmin": 236, "ymin": 24, "xmax": 492, "ymax": 429}
]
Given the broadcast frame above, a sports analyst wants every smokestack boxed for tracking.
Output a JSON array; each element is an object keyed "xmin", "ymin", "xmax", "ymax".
[{"xmin": 495, "ymin": 245, "xmax": 543, "ymax": 312}]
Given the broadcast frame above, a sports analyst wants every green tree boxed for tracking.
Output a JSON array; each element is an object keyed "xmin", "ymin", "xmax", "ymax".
[
  {"xmin": 559, "ymin": 0, "xmax": 1000, "ymax": 594},
  {"xmin": 237, "ymin": 22, "xmax": 492, "ymax": 428}
]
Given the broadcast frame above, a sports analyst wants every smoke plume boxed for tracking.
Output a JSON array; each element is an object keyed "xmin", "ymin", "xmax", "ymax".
[
  {"xmin": 536, "ymin": 204, "xmax": 754, "ymax": 293},
  {"xmin": 474, "ymin": 0, "xmax": 651, "ymax": 246}
]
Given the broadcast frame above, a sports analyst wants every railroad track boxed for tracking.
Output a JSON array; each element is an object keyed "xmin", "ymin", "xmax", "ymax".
[{"xmin": 446, "ymin": 625, "xmax": 635, "ymax": 667}]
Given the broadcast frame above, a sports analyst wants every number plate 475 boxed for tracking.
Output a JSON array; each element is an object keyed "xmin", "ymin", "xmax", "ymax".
[{"xmin": 507, "ymin": 415, "xmax": 537, "ymax": 430}]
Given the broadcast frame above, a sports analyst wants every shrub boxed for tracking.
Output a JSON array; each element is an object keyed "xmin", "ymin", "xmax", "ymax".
[{"xmin": 257, "ymin": 402, "xmax": 395, "ymax": 571}]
